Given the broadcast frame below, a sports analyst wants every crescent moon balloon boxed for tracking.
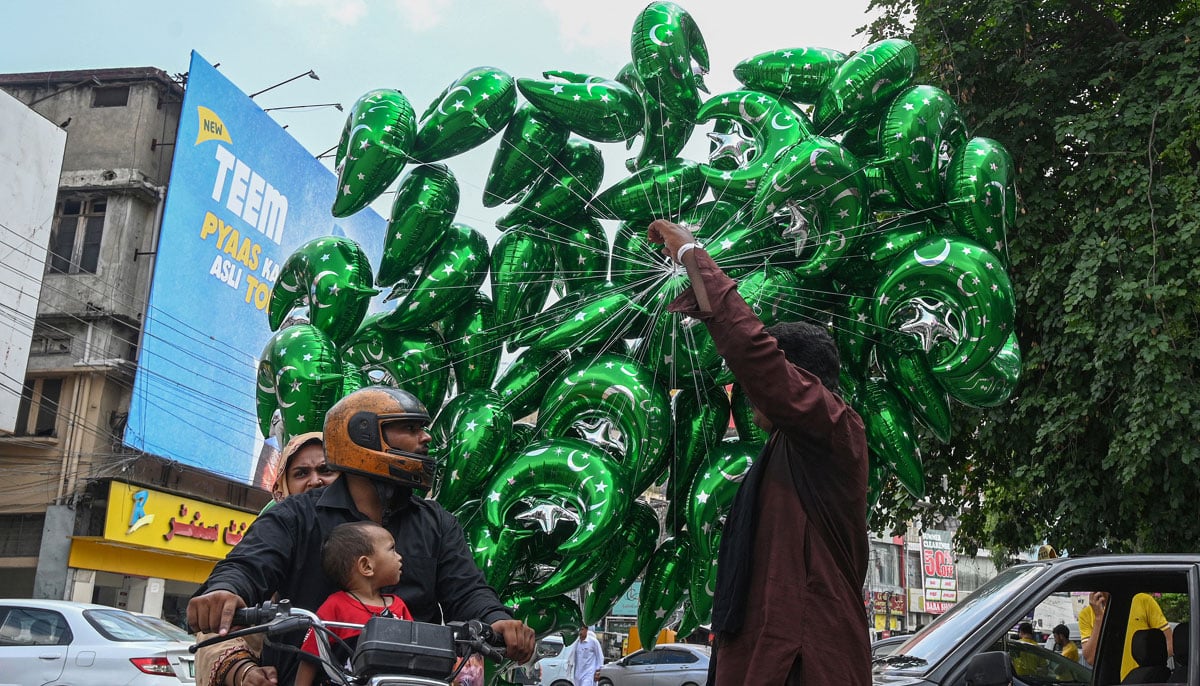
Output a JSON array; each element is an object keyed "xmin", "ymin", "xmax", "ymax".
[
  {"xmin": 738, "ymin": 93, "xmax": 767, "ymax": 123},
  {"xmin": 770, "ymin": 112, "xmax": 792, "ymax": 131}
]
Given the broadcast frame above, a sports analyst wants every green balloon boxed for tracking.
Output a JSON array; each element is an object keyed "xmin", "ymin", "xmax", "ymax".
[
  {"xmin": 832, "ymin": 295, "xmax": 876, "ymax": 378},
  {"xmin": 687, "ymin": 546, "xmax": 718, "ymax": 624},
  {"xmin": 505, "ymin": 593, "xmax": 583, "ymax": 640},
  {"xmin": 668, "ymin": 384, "xmax": 731, "ymax": 511},
  {"xmin": 591, "ymin": 158, "xmax": 706, "ymax": 222},
  {"xmin": 873, "ymin": 236, "xmax": 1015, "ymax": 377},
  {"xmin": 413, "ymin": 66, "xmax": 516, "ymax": 162},
  {"xmin": 491, "ymin": 225, "xmax": 555, "ymax": 337},
  {"xmin": 686, "ymin": 439, "xmax": 758, "ymax": 562},
  {"xmin": 610, "ymin": 221, "xmax": 670, "ymax": 289},
  {"xmin": 675, "ymin": 598, "xmax": 703, "ymax": 640},
  {"xmin": 517, "ymin": 70, "xmax": 643, "ymax": 143},
  {"xmin": 484, "ymin": 104, "xmax": 570, "ymax": 207},
  {"xmin": 678, "ymin": 200, "xmax": 742, "ymax": 242},
  {"xmin": 877, "ymin": 85, "xmax": 968, "ymax": 208},
  {"xmin": 331, "ymin": 89, "xmax": 415, "ymax": 218},
  {"xmin": 342, "ymin": 317, "xmax": 450, "ymax": 414},
  {"xmin": 631, "ymin": 2, "xmax": 710, "ymax": 121},
  {"xmin": 430, "ymin": 390, "xmax": 512, "ymax": 512},
  {"xmin": 616, "ymin": 62, "xmax": 695, "ymax": 172},
  {"xmin": 877, "ymin": 344, "xmax": 953, "ymax": 443},
  {"xmin": 378, "ymin": 164, "xmax": 458, "ymax": 288},
  {"xmin": 936, "ymin": 332, "xmax": 1021, "ymax": 408},
  {"xmin": 482, "ymin": 437, "xmax": 631, "ymax": 556},
  {"xmin": 493, "ymin": 348, "xmax": 572, "ymax": 419},
  {"xmin": 497, "ymin": 139, "xmax": 604, "ymax": 229},
  {"xmin": 695, "ymin": 90, "xmax": 811, "ymax": 200},
  {"xmin": 267, "ymin": 236, "xmax": 378, "ymax": 346},
  {"xmin": 442, "ymin": 292, "xmax": 501, "ymax": 393},
  {"xmin": 732, "ymin": 47, "xmax": 847, "ymax": 103},
  {"xmin": 859, "ymin": 379, "xmax": 925, "ymax": 499},
  {"xmin": 256, "ymin": 324, "xmax": 343, "ymax": 439},
  {"xmin": 510, "ymin": 421, "xmax": 538, "ymax": 453},
  {"xmin": 641, "ymin": 310, "xmax": 722, "ymax": 387},
  {"xmin": 813, "ymin": 38, "xmax": 919, "ymax": 133},
  {"xmin": 946, "ymin": 137, "xmax": 1017, "ymax": 263},
  {"xmin": 379, "ymin": 222, "xmax": 489, "ymax": 331},
  {"xmin": 550, "ymin": 215, "xmax": 610, "ymax": 297},
  {"xmin": 583, "ymin": 502, "xmax": 659, "ymax": 625},
  {"xmin": 835, "ymin": 214, "xmax": 934, "ymax": 290},
  {"xmin": 509, "ymin": 283, "xmax": 647, "ymax": 354},
  {"xmin": 537, "ymin": 354, "xmax": 672, "ymax": 493},
  {"xmin": 751, "ymin": 136, "xmax": 868, "ymax": 279},
  {"xmin": 636, "ymin": 537, "xmax": 692, "ymax": 650},
  {"xmin": 730, "ymin": 383, "xmax": 770, "ymax": 444},
  {"xmin": 464, "ymin": 516, "xmax": 520, "ymax": 590}
]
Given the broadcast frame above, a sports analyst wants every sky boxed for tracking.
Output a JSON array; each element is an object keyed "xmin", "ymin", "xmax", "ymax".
[{"xmin": 3, "ymin": 0, "xmax": 880, "ymax": 230}]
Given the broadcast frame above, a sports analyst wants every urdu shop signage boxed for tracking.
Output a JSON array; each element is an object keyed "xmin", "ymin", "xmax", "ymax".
[{"xmin": 104, "ymin": 481, "xmax": 256, "ymax": 561}]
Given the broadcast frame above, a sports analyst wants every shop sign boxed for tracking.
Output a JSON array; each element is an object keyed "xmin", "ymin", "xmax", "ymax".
[
  {"xmin": 871, "ymin": 591, "xmax": 907, "ymax": 614},
  {"xmin": 921, "ymin": 529, "xmax": 958, "ymax": 614},
  {"xmin": 104, "ymin": 481, "xmax": 256, "ymax": 560}
]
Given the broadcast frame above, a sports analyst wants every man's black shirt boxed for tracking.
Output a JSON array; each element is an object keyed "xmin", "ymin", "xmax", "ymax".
[{"xmin": 198, "ymin": 477, "xmax": 512, "ymax": 626}]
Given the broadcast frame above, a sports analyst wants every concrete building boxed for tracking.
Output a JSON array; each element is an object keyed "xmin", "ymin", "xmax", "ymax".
[{"xmin": 0, "ymin": 68, "xmax": 269, "ymax": 626}]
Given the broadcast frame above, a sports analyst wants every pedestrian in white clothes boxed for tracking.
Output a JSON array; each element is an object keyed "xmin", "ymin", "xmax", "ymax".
[{"xmin": 567, "ymin": 625, "xmax": 604, "ymax": 685}]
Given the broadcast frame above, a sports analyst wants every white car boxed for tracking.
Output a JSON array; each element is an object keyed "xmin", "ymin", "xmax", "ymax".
[
  {"xmin": 595, "ymin": 643, "xmax": 711, "ymax": 686},
  {"xmin": 0, "ymin": 599, "xmax": 196, "ymax": 685}
]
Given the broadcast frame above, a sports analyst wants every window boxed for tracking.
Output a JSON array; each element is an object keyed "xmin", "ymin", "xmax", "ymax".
[
  {"xmin": 12, "ymin": 377, "xmax": 63, "ymax": 438},
  {"xmin": 91, "ymin": 86, "xmax": 129, "ymax": 108},
  {"xmin": 48, "ymin": 196, "xmax": 106, "ymax": 274},
  {"xmin": 0, "ymin": 607, "xmax": 72, "ymax": 646},
  {"xmin": 30, "ymin": 334, "xmax": 72, "ymax": 356}
]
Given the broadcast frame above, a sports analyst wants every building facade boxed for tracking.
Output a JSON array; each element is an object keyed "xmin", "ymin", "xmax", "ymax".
[{"xmin": 0, "ymin": 68, "xmax": 269, "ymax": 626}]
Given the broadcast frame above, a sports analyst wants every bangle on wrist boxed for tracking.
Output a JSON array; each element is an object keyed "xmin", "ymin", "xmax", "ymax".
[
  {"xmin": 676, "ymin": 242, "xmax": 698, "ymax": 264},
  {"xmin": 234, "ymin": 660, "xmax": 255, "ymax": 686}
]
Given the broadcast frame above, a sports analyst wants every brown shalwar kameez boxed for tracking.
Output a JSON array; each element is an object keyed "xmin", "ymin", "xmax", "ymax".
[{"xmin": 669, "ymin": 249, "xmax": 871, "ymax": 686}]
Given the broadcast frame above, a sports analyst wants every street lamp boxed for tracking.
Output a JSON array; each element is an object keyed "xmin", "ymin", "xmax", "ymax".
[
  {"xmin": 249, "ymin": 70, "xmax": 319, "ymax": 99},
  {"xmin": 263, "ymin": 103, "xmax": 343, "ymax": 112}
]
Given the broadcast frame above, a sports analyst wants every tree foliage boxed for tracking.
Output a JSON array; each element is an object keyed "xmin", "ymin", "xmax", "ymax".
[{"xmin": 861, "ymin": 0, "xmax": 1200, "ymax": 560}]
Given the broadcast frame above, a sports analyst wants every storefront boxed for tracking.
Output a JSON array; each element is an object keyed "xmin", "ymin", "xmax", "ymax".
[{"xmin": 65, "ymin": 480, "xmax": 256, "ymax": 626}]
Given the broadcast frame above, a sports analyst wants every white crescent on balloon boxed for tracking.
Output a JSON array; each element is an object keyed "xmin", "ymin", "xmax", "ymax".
[
  {"xmin": 957, "ymin": 272, "xmax": 980, "ymax": 297},
  {"xmin": 649, "ymin": 23, "xmax": 670, "ymax": 47},
  {"xmin": 274, "ymin": 366, "xmax": 299, "ymax": 408},
  {"xmin": 915, "ymin": 239, "xmax": 952, "ymax": 267},
  {"xmin": 436, "ymin": 85, "xmax": 473, "ymax": 116}
]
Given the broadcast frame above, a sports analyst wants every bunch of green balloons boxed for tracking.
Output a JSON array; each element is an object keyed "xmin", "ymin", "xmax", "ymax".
[{"xmin": 257, "ymin": 1, "xmax": 1018, "ymax": 651}]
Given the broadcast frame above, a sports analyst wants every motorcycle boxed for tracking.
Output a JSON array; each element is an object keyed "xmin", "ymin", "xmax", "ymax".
[{"xmin": 190, "ymin": 600, "xmax": 505, "ymax": 686}]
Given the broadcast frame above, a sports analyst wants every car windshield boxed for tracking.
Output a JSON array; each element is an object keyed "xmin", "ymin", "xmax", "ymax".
[
  {"xmin": 883, "ymin": 563, "xmax": 1045, "ymax": 674},
  {"xmin": 84, "ymin": 609, "xmax": 174, "ymax": 642}
]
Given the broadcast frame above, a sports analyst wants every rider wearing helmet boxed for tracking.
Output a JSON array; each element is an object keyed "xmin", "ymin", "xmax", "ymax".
[{"xmin": 188, "ymin": 386, "xmax": 535, "ymax": 684}]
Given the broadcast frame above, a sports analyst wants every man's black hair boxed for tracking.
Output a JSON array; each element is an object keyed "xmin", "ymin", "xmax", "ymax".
[
  {"xmin": 322, "ymin": 521, "xmax": 384, "ymax": 590},
  {"xmin": 764, "ymin": 320, "xmax": 840, "ymax": 391},
  {"xmin": 1018, "ymin": 622, "xmax": 1035, "ymax": 636},
  {"xmin": 1052, "ymin": 624, "xmax": 1070, "ymax": 639}
]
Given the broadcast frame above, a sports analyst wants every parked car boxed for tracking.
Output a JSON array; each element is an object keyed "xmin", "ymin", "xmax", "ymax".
[
  {"xmin": 595, "ymin": 643, "xmax": 711, "ymax": 686},
  {"xmin": 871, "ymin": 633, "xmax": 912, "ymax": 659},
  {"xmin": 534, "ymin": 635, "xmax": 573, "ymax": 686},
  {"xmin": 871, "ymin": 554, "xmax": 1199, "ymax": 686},
  {"xmin": 0, "ymin": 599, "xmax": 196, "ymax": 685}
]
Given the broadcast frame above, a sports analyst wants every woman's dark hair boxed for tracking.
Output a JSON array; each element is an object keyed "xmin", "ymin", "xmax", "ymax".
[
  {"xmin": 322, "ymin": 521, "xmax": 384, "ymax": 590},
  {"xmin": 764, "ymin": 320, "xmax": 840, "ymax": 391}
]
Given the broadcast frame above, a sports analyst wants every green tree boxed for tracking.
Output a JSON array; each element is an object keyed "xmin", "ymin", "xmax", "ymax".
[{"xmin": 861, "ymin": 0, "xmax": 1200, "ymax": 560}]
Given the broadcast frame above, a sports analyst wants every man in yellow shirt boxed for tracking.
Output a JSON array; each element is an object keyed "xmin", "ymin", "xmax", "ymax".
[
  {"xmin": 1052, "ymin": 624, "xmax": 1079, "ymax": 663},
  {"xmin": 1079, "ymin": 591, "xmax": 1173, "ymax": 679}
]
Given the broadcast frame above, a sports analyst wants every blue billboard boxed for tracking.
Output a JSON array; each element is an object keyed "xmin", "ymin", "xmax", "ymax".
[{"xmin": 125, "ymin": 52, "xmax": 386, "ymax": 486}]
